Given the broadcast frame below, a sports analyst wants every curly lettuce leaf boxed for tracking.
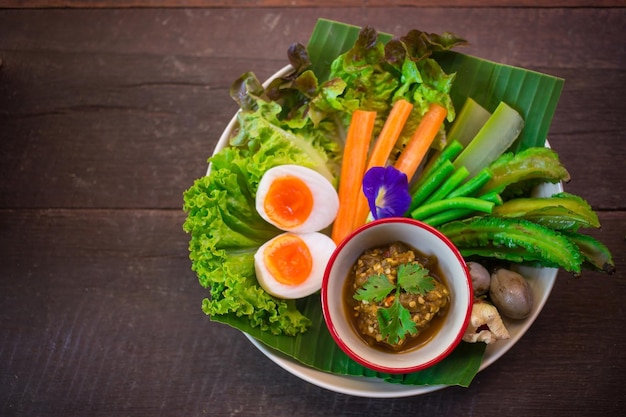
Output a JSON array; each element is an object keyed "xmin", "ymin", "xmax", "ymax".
[
  {"xmin": 330, "ymin": 27, "xmax": 397, "ymax": 115},
  {"xmin": 183, "ymin": 55, "xmax": 355, "ymax": 337},
  {"xmin": 229, "ymin": 71, "xmax": 342, "ymax": 184},
  {"xmin": 200, "ymin": 249, "xmax": 311, "ymax": 336},
  {"xmin": 385, "ymin": 29, "xmax": 466, "ymax": 120},
  {"xmin": 183, "ymin": 145, "xmax": 321, "ymax": 336}
]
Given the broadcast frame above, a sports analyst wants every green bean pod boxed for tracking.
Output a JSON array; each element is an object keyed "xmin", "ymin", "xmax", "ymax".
[
  {"xmin": 409, "ymin": 160, "xmax": 455, "ymax": 211},
  {"xmin": 410, "ymin": 140, "xmax": 464, "ymax": 194},
  {"xmin": 446, "ymin": 167, "xmax": 493, "ymax": 199},
  {"xmin": 423, "ymin": 166, "xmax": 470, "ymax": 204},
  {"xmin": 411, "ymin": 197, "xmax": 494, "ymax": 221},
  {"xmin": 421, "ymin": 192, "xmax": 502, "ymax": 227}
]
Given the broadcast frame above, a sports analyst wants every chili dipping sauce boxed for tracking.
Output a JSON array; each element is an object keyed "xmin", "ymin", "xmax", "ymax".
[{"xmin": 343, "ymin": 241, "xmax": 451, "ymax": 353}]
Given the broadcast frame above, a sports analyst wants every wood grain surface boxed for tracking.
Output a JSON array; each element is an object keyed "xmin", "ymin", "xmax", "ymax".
[
  {"xmin": 3, "ymin": 1, "xmax": 625, "ymax": 9},
  {"xmin": 1, "ymin": 6, "xmax": 625, "ymax": 417}
]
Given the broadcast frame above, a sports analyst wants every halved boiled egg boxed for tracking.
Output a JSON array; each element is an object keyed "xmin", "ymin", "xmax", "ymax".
[
  {"xmin": 255, "ymin": 164, "xmax": 339, "ymax": 233},
  {"xmin": 254, "ymin": 231, "xmax": 336, "ymax": 299}
]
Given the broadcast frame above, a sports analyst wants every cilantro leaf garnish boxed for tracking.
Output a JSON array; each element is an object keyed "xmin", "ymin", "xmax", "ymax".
[
  {"xmin": 377, "ymin": 288, "xmax": 419, "ymax": 345},
  {"xmin": 397, "ymin": 263, "xmax": 435, "ymax": 295},
  {"xmin": 354, "ymin": 261, "xmax": 436, "ymax": 345},
  {"xmin": 354, "ymin": 274, "xmax": 395, "ymax": 303}
]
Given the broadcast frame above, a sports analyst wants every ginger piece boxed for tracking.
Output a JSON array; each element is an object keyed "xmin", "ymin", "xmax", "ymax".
[{"xmin": 463, "ymin": 300, "xmax": 510, "ymax": 344}]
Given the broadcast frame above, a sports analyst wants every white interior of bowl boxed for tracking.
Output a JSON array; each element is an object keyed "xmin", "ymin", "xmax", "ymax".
[{"xmin": 322, "ymin": 218, "xmax": 472, "ymax": 373}]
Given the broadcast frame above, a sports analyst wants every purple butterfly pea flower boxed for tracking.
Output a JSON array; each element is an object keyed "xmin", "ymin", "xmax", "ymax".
[{"xmin": 362, "ymin": 166, "xmax": 411, "ymax": 220}]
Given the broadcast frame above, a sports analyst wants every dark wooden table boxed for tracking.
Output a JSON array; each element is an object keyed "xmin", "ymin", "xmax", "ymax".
[{"xmin": 1, "ymin": 3, "xmax": 625, "ymax": 416}]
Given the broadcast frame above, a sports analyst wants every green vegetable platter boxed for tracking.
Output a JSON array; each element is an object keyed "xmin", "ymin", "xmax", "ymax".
[{"xmin": 181, "ymin": 18, "xmax": 603, "ymax": 397}]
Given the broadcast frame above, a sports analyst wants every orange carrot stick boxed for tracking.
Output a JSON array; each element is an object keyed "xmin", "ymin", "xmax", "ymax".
[
  {"xmin": 352, "ymin": 99, "xmax": 414, "ymax": 229},
  {"xmin": 394, "ymin": 102, "xmax": 448, "ymax": 182},
  {"xmin": 331, "ymin": 110, "xmax": 377, "ymax": 245}
]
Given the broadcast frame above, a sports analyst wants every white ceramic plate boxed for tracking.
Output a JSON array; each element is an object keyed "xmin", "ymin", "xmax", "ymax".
[{"xmin": 210, "ymin": 65, "xmax": 560, "ymax": 398}]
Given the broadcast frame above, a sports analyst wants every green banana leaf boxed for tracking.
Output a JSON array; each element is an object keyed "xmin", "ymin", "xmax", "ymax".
[
  {"xmin": 212, "ymin": 18, "xmax": 564, "ymax": 388},
  {"xmin": 214, "ymin": 294, "xmax": 485, "ymax": 387}
]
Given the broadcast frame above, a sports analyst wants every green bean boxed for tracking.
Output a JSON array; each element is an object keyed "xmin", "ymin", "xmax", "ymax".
[
  {"xmin": 409, "ymin": 160, "xmax": 455, "ymax": 212},
  {"xmin": 479, "ymin": 191, "xmax": 503, "ymax": 205},
  {"xmin": 423, "ymin": 166, "xmax": 469, "ymax": 205},
  {"xmin": 446, "ymin": 167, "xmax": 493, "ymax": 199},
  {"xmin": 410, "ymin": 140, "xmax": 463, "ymax": 194},
  {"xmin": 421, "ymin": 192, "xmax": 501, "ymax": 227},
  {"xmin": 422, "ymin": 208, "xmax": 474, "ymax": 227},
  {"xmin": 411, "ymin": 197, "xmax": 494, "ymax": 221}
]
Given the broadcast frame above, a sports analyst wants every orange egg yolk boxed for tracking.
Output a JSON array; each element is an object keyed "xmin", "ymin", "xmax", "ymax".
[
  {"xmin": 263, "ymin": 234, "xmax": 313, "ymax": 286},
  {"xmin": 263, "ymin": 176, "xmax": 314, "ymax": 229}
]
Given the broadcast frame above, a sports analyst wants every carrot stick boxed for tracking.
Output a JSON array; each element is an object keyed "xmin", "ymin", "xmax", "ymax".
[
  {"xmin": 394, "ymin": 102, "xmax": 448, "ymax": 183},
  {"xmin": 366, "ymin": 99, "xmax": 414, "ymax": 169},
  {"xmin": 331, "ymin": 110, "xmax": 377, "ymax": 244},
  {"xmin": 352, "ymin": 99, "xmax": 414, "ymax": 229}
]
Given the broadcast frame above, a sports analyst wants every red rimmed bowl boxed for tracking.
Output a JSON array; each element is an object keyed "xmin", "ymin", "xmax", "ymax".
[{"xmin": 321, "ymin": 217, "xmax": 473, "ymax": 374}]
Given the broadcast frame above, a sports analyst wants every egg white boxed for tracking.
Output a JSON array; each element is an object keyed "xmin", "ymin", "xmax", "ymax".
[
  {"xmin": 254, "ymin": 232, "xmax": 337, "ymax": 299},
  {"xmin": 255, "ymin": 164, "xmax": 339, "ymax": 233}
]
